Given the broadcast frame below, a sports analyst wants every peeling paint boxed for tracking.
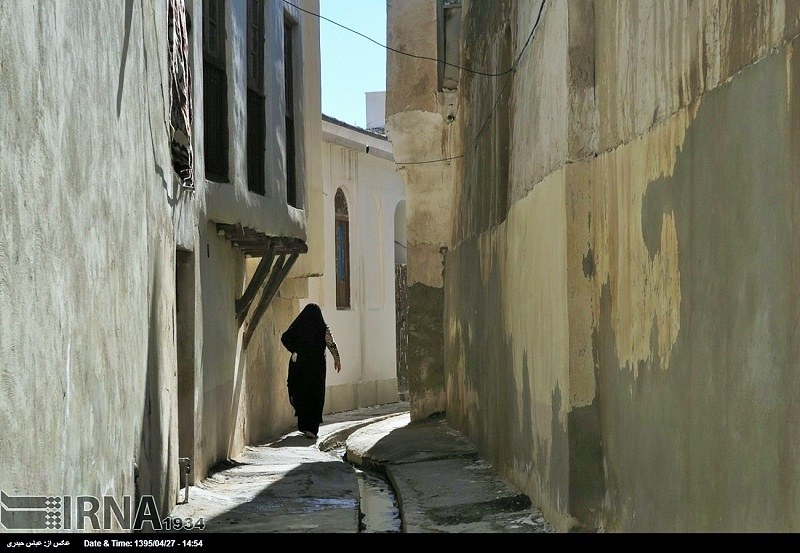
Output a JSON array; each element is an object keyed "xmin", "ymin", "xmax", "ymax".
[
  {"xmin": 589, "ymin": 102, "xmax": 698, "ymax": 375},
  {"xmin": 502, "ymin": 169, "xmax": 569, "ymax": 411},
  {"xmin": 391, "ymin": 0, "xmax": 800, "ymax": 533}
]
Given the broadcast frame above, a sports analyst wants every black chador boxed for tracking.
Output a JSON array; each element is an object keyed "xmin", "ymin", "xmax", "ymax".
[{"xmin": 280, "ymin": 303, "xmax": 342, "ymax": 439}]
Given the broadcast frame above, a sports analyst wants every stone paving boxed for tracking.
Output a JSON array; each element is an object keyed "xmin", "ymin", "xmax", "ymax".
[{"xmin": 170, "ymin": 402, "xmax": 554, "ymax": 533}]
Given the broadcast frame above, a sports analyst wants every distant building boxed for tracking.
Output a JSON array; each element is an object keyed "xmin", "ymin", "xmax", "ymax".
[
  {"xmin": 303, "ymin": 102, "xmax": 407, "ymax": 412},
  {"xmin": 365, "ymin": 91, "xmax": 387, "ymax": 133}
]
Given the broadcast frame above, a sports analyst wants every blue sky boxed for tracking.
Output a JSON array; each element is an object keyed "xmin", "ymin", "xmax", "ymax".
[{"xmin": 319, "ymin": 0, "xmax": 387, "ymax": 128}]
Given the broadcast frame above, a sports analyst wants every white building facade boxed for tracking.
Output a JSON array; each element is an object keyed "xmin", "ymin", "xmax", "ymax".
[{"xmin": 304, "ymin": 115, "xmax": 406, "ymax": 413}]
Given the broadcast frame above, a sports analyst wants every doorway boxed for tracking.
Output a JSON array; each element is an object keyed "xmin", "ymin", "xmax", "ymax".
[
  {"xmin": 175, "ymin": 250, "xmax": 195, "ymax": 487},
  {"xmin": 394, "ymin": 201, "xmax": 408, "ymax": 399}
]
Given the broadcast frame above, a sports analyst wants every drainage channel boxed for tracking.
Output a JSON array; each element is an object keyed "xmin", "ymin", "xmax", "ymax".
[{"xmin": 325, "ymin": 444, "xmax": 402, "ymax": 533}]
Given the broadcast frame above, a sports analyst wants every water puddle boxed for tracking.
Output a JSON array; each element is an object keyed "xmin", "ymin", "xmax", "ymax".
[{"xmin": 326, "ymin": 445, "xmax": 402, "ymax": 533}]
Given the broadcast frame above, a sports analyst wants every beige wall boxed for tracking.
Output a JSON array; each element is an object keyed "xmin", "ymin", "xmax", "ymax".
[
  {"xmin": 389, "ymin": 0, "xmax": 800, "ymax": 532},
  {"xmin": 0, "ymin": 0, "xmax": 323, "ymax": 526},
  {"xmin": 386, "ymin": 0, "xmax": 461, "ymax": 420},
  {"xmin": 0, "ymin": 0, "xmax": 179, "ymax": 523},
  {"xmin": 176, "ymin": 0, "xmax": 323, "ymax": 481}
]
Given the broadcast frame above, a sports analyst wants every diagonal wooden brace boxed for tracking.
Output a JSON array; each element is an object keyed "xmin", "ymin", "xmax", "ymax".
[
  {"xmin": 235, "ymin": 243, "xmax": 276, "ymax": 327},
  {"xmin": 242, "ymin": 253, "xmax": 300, "ymax": 350}
]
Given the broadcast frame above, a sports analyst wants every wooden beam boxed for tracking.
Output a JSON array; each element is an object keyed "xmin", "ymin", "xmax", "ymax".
[
  {"xmin": 216, "ymin": 223, "xmax": 307, "ymax": 254},
  {"xmin": 237, "ymin": 245, "xmax": 306, "ymax": 256},
  {"xmin": 238, "ymin": 247, "xmax": 306, "ymax": 257},
  {"xmin": 241, "ymin": 253, "xmax": 286, "ymax": 348},
  {"xmin": 235, "ymin": 242, "xmax": 275, "ymax": 326},
  {"xmin": 242, "ymin": 253, "xmax": 299, "ymax": 350},
  {"xmin": 216, "ymin": 223, "xmax": 248, "ymax": 240}
]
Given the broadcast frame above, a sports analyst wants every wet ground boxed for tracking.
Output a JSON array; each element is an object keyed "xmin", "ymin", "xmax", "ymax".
[
  {"xmin": 169, "ymin": 403, "xmax": 410, "ymax": 533},
  {"xmin": 325, "ymin": 444, "xmax": 401, "ymax": 533},
  {"xmin": 170, "ymin": 402, "xmax": 555, "ymax": 533}
]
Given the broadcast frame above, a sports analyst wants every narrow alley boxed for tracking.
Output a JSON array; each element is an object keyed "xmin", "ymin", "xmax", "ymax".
[
  {"xmin": 169, "ymin": 402, "xmax": 553, "ymax": 533},
  {"xmin": 3, "ymin": 0, "xmax": 800, "ymax": 538}
]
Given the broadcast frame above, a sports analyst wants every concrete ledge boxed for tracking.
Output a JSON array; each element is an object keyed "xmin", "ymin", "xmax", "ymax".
[
  {"xmin": 324, "ymin": 378, "xmax": 399, "ymax": 415},
  {"xmin": 344, "ymin": 414, "xmax": 554, "ymax": 533},
  {"xmin": 317, "ymin": 401, "xmax": 411, "ymax": 451},
  {"xmin": 345, "ymin": 414, "xmax": 476, "ymax": 469},
  {"xmin": 387, "ymin": 458, "xmax": 549, "ymax": 533}
]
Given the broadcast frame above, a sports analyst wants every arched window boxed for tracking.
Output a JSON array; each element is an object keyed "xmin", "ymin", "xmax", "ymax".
[{"xmin": 335, "ymin": 189, "xmax": 351, "ymax": 309}]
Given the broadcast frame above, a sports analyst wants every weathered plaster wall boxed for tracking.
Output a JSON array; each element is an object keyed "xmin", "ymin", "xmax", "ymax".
[
  {"xmin": 0, "ymin": 0, "xmax": 179, "ymax": 521},
  {"xmin": 593, "ymin": 0, "xmax": 800, "ymax": 153},
  {"xmin": 386, "ymin": 0, "xmax": 460, "ymax": 420},
  {"xmin": 445, "ymin": 0, "xmax": 576, "ymax": 529},
  {"xmin": 193, "ymin": 224, "xmax": 244, "ymax": 478},
  {"xmin": 507, "ymin": 0, "xmax": 570, "ymax": 205},
  {"xmin": 0, "ymin": 0, "xmax": 323, "ymax": 520},
  {"xmin": 291, "ymin": 1, "xmax": 324, "ymax": 281},
  {"xmin": 582, "ymin": 44, "xmax": 800, "ymax": 531},
  {"xmin": 438, "ymin": 0, "xmax": 800, "ymax": 532},
  {"xmin": 453, "ymin": 0, "xmax": 514, "ymax": 241},
  {"xmin": 445, "ymin": 169, "xmax": 571, "ymax": 525},
  {"xmin": 386, "ymin": 0, "xmax": 438, "ymax": 116},
  {"xmin": 237, "ymin": 0, "xmax": 323, "ymax": 453}
]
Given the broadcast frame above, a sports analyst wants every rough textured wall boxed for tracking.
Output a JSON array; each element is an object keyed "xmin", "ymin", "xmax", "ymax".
[
  {"xmin": 386, "ymin": 0, "xmax": 438, "ymax": 116},
  {"xmin": 508, "ymin": 0, "xmax": 570, "ymax": 205},
  {"xmin": 445, "ymin": 0, "xmax": 578, "ymax": 529},
  {"xmin": 194, "ymin": 224, "xmax": 245, "ymax": 478},
  {"xmin": 243, "ymin": 292, "xmax": 304, "ymax": 446},
  {"xmin": 594, "ymin": 0, "xmax": 800, "ymax": 153},
  {"xmin": 292, "ymin": 0, "xmax": 324, "ymax": 280},
  {"xmin": 0, "ymin": 0, "xmax": 179, "ymax": 520},
  {"xmin": 386, "ymin": 0, "xmax": 460, "ymax": 420},
  {"xmin": 453, "ymin": 0, "xmax": 514, "ymax": 241},
  {"xmin": 578, "ymin": 42, "xmax": 800, "ymax": 531},
  {"xmin": 585, "ymin": 0, "xmax": 800, "ymax": 531},
  {"xmin": 445, "ymin": 169, "xmax": 571, "ymax": 525},
  {"xmin": 441, "ymin": 0, "xmax": 800, "ymax": 532}
]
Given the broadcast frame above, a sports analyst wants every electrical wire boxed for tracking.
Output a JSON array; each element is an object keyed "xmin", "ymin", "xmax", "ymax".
[
  {"xmin": 396, "ymin": 73, "xmax": 513, "ymax": 166},
  {"xmin": 284, "ymin": 0, "xmax": 548, "ymax": 165},
  {"xmin": 283, "ymin": 0, "xmax": 517, "ymax": 77},
  {"xmin": 397, "ymin": 0, "xmax": 548, "ymax": 165}
]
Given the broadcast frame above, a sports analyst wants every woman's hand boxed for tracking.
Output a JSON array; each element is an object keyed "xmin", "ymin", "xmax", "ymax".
[{"xmin": 335, "ymin": 360, "xmax": 342, "ymax": 373}]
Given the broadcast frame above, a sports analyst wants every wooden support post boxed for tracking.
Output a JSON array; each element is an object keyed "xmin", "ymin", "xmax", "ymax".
[
  {"xmin": 242, "ymin": 253, "xmax": 299, "ymax": 350},
  {"xmin": 235, "ymin": 243, "xmax": 275, "ymax": 327}
]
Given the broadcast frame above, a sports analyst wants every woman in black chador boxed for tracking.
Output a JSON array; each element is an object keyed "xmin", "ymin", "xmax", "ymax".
[{"xmin": 280, "ymin": 303, "xmax": 341, "ymax": 439}]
